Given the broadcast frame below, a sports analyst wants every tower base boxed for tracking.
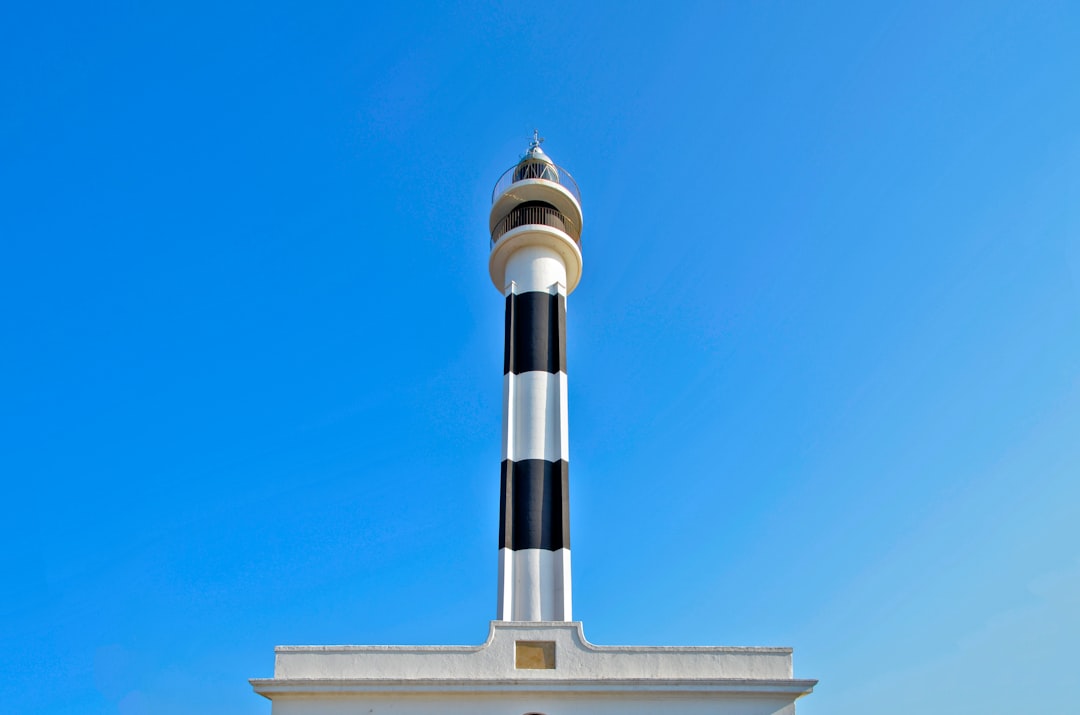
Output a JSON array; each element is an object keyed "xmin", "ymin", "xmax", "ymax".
[{"xmin": 251, "ymin": 621, "xmax": 815, "ymax": 714}]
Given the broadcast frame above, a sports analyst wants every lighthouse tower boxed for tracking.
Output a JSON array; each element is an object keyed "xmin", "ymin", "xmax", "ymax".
[
  {"xmin": 251, "ymin": 135, "xmax": 816, "ymax": 715},
  {"xmin": 489, "ymin": 132, "xmax": 582, "ymax": 622}
]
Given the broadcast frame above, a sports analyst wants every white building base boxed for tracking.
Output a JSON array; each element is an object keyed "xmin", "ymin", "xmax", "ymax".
[{"xmin": 251, "ymin": 621, "xmax": 815, "ymax": 714}]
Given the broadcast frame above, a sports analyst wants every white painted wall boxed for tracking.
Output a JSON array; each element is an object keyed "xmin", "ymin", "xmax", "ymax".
[
  {"xmin": 253, "ymin": 622, "xmax": 814, "ymax": 714},
  {"xmin": 505, "ymin": 244, "xmax": 568, "ymax": 294},
  {"xmin": 502, "ymin": 371, "xmax": 568, "ymax": 463},
  {"xmin": 268, "ymin": 693, "xmax": 799, "ymax": 715},
  {"xmin": 497, "ymin": 549, "xmax": 572, "ymax": 621},
  {"xmin": 265, "ymin": 623, "xmax": 797, "ymax": 681}
]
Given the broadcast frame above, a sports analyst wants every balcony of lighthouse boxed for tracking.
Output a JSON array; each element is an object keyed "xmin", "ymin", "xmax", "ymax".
[
  {"xmin": 491, "ymin": 201, "xmax": 580, "ymax": 248},
  {"xmin": 491, "ymin": 159, "xmax": 581, "ymax": 204}
]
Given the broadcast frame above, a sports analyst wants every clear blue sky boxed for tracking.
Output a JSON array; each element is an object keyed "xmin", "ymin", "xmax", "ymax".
[{"xmin": 3, "ymin": 2, "xmax": 1078, "ymax": 713}]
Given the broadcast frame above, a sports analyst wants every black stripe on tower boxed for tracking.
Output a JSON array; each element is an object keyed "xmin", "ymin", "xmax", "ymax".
[
  {"xmin": 504, "ymin": 291, "xmax": 567, "ymax": 375},
  {"xmin": 499, "ymin": 459, "xmax": 570, "ymax": 550}
]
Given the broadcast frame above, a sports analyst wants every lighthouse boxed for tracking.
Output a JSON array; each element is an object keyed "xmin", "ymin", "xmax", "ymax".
[
  {"xmin": 251, "ymin": 135, "xmax": 816, "ymax": 715},
  {"xmin": 489, "ymin": 132, "xmax": 582, "ymax": 622}
]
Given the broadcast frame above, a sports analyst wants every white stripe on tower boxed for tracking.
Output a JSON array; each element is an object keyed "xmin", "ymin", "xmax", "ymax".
[{"xmin": 488, "ymin": 133, "xmax": 583, "ymax": 622}]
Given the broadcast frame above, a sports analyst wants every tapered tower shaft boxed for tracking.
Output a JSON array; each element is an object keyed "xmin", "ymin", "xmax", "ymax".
[{"xmin": 489, "ymin": 136, "xmax": 583, "ymax": 622}]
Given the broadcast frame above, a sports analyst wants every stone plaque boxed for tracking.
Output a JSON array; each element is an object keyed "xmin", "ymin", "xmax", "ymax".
[{"xmin": 515, "ymin": 640, "xmax": 556, "ymax": 669}]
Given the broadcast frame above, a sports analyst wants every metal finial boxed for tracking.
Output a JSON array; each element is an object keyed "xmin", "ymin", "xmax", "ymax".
[{"xmin": 529, "ymin": 129, "xmax": 544, "ymax": 149}]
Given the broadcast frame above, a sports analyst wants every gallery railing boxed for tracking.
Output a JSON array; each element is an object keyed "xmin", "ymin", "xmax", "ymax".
[
  {"xmin": 491, "ymin": 204, "xmax": 580, "ymax": 246},
  {"xmin": 491, "ymin": 163, "xmax": 582, "ymax": 204}
]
